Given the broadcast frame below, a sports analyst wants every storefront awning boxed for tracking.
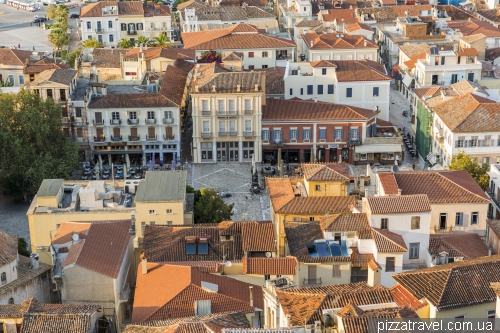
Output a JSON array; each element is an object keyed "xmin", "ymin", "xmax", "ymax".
[
  {"xmin": 402, "ymin": 73, "xmax": 413, "ymax": 87},
  {"xmin": 355, "ymin": 144, "xmax": 402, "ymax": 154}
]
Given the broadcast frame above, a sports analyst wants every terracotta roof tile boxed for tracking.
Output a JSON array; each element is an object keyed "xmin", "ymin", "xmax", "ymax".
[
  {"xmin": 132, "ymin": 264, "xmax": 263, "ymax": 323},
  {"xmin": 177, "ymin": 0, "xmax": 205, "ymax": 11},
  {"xmin": 284, "ymin": 282, "xmax": 375, "ymax": 294},
  {"xmin": 365, "ymin": 194, "xmax": 431, "ymax": 214},
  {"xmin": 486, "ymin": 46, "xmax": 500, "ymax": 60},
  {"xmin": 341, "ymin": 307, "xmax": 420, "ymax": 333},
  {"xmin": 345, "ymin": 22, "xmax": 372, "ymax": 33},
  {"xmin": 0, "ymin": 256, "xmax": 51, "ymax": 297},
  {"xmin": 0, "ymin": 48, "xmax": 35, "ymax": 66},
  {"xmin": 0, "ymin": 229, "xmax": 18, "ymax": 266},
  {"xmin": 455, "ymin": 47, "xmax": 479, "ymax": 56},
  {"xmin": 448, "ymin": 21, "xmax": 500, "ymax": 37},
  {"xmin": 390, "ymin": 284, "xmax": 427, "ymax": 311},
  {"xmin": 321, "ymin": 9, "xmax": 357, "ymax": 21},
  {"xmin": 295, "ymin": 20, "xmax": 323, "ymax": 27},
  {"xmin": 477, "ymin": 9, "xmax": 500, "ymax": 23},
  {"xmin": 89, "ymin": 92, "xmax": 178, "ymax": 109},
  {"xmin": 393, "ymin": 255, "xmax": 500, "ymax": 311},
  {"xmin": 436, "ymin": 5, "xmax": 477, "ymax": 20},
  {"xmin": 367, "ymin": 259, "xmax": 381, "ymax": 270},
  {"xmin": 124, "ymin": 48, "xmax": 194, "ymax": 61},
  {"xmin": 393, "ymin": 170, "xmax": 490, "ymax": 204},
  {"xmin": 143, "ymin": 222, "xmax": 275, "ymax": 263},
  {"xmin": 277, "ymin": 196, "xmax": 356, "ymax": 214},
  {"xmin": 143, "ymin": 2, "xmax": 171, "ymax": 17},
  {"xmin": 412, "ymin": 86, "xmax": 441, "ymax": 99},
  {"xmin": 159, "ymin": 64, "xmax": 190, "ymax": 106},
  {"xmin": 337, "ymin": 303, "xmax": 364, "ymax": 317},
  {"xmin": 52, "ymin": 222, "xmax": 91, "ymax": 245},
  {"xmin": 303, "ymin": 31, "xmax": 377, "ymax": 50},
  {"xmin": 242, "ymin": 257, "xmax": 298, "ymax": 275},
  {"xmin": 160, "ymin": 261, "xmax": 223, "ymax": 273},
  {"xmin": 254, "ymin": 67, "xmax": 285, "ymax": 95},
  {"xmin": 349, "ymin": 247, "xmax": 374, "ymax": 267},
  {"xmin": 86, "ymin": 48, "xmax": 128, "ymax": 68},
  {"xmin": 377, "ymin": 172, "xmax": 399, "ymax": 195},
  {"xmin": 302, "ymin": 163, "xmax": 350, "ymax": 181},
  {"xmin": 191, "ymin": 6, "xmax": 275, "ymax": 21},
  {"xmin": 118, "ymin": 1, "xmax": 144, "ymax": 15},
  {"xmin": 284, "ymin": 221, "xmax": 323, "ymax": 259},
  {"xmin": 30, "ymin": 69, "xmax": 77, "ymax": 86},
  {"xmin": 319, "ymin": 213, "xmax": 372, "ymax": 239},
  {"xmin": 266, "ymin": 178, "xmax": 295, "ymax": 212},
  {"xmin": 491, "ymin": 282, "xmax": 500, "ymax": 297},
  {"xmin": 372, "ymin": 228, "xmax": 407, "ymax": 253},
  {"xmin": 428, "ymin": 234, "xmax": 489, "ymax": 259},
  {"xmin": 23, "ymin": 62, "xmax": 68, "ymax": 74},
  {"xmin": 58, "ymin": 220, "xmax": 131, "ymax": 278},
  {"xmin": 262, "ymin": 98, "xmax": 377, "ymax": 121},
  {"xmin": 182, "ymin": 24, "xmax": 295, "ymax": 50}
]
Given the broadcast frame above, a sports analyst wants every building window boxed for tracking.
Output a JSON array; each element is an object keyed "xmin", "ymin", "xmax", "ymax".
[
  {"xmin": 346, "ymin": 88, "xmax": 352, "ymax": 97},
  {"xmin": 108, "ymin": 20, "xmax": 113, "ymax": 28},
  {"xmin": 201, "ymin": 142, "xmax": 213, "ymax": 160},
  {"xmin": 456, "ymin": 136, "xmax": 465, "ymax": 148},
  {"xmin": 201, "ymin": 100, "xmax": 209, "ymax": 112},
  {"xmin": 470, "ymin": 136, "xmax": 478, "ymax": 147},
  {"xmin": 166, "ymin": 209, "xmax": 172, "ymax": 213},
  {"xmin": 273, "ymin": 129, "xmax": 282, "ymax": 143},
  {"xmin": 149, "ymin": 210, "xmax": 155, "ymax": 214},
  {"xmin": 471, "ymin": 212, "xmax": 479, "ymax": 225},
  {"xmin": 300, "ymin": 88, "xmax": 303, "ymax": 95},
  {"xmin": 373, "ymin": 87, "xmax": 379, "ymax": 97},
  {"xmin": 385, "ymin": 257, "xmax": 395, "ymax": 272},
  {"xmin": 19, "ymin": 75, "xmax": 24, "ymax": 85},
  {"xmin": 262, "ymin": 129, "xmax": 270, "ymax": 140},
  {"xmin": 317, "ymin": 85, "xmax": 323, "ymax": 95},
  {"xmin": 350, "ymin": 128, "xmax": 359, "ymax": 141},
  {"xmin": 322, "ymin": 68, "xmax": 327, "ymax": 75},
  {"xmin": 121, "ymin": 23, "xmax": 126, "ymax": 31},
  {"xmin": 381, "ymin": 218, "xmax": 388, "ymax": 230},
  {"xmin": 455, "ymin": 212, "xmax": 463, "ymax": 226},
  {"xmin": 409, "ymin": 243, "xmax": 419, "ymax": 259},
  {"xmin": 87, "ymin": 21, "xmax": 91, "ymax": 29},
  {"xmin": 289, "ymin": 88, "xmax": 293, "ymax": 96},
  {"xmin": 315, "ymin": 185, "xmax": 321, "ymax": 191},
  {"xmin": 332, "ymin": 265, "xmax": 341, "ymax": 278},
  {"xmin": 290, "ymin": 129, "xmax": 298, "ymax": 140},
  {"xmin": 248, "ymin": 65, "xmax": 255, "ymax": 70},
  {"xmin": 248, "ymin": 52, "xmax": 254, "ymax": 58},
  {"xmin": 328, "ymin": 84, "xmax": 334, "ymax": 94},
  {"xmin": 307, "ymin": 265, "xmax": 317, "ymax": 283},
  {"xmin": 411, "ymin": 216, "xmax": 420, "ymax": 230},
  {"xmin": 262, "ymin": 51, "xmax": 268, "ymax": 57},
  {"xmin": 487, "ymin": 310, "xmax": 495, "ymax": 321},
  {"xmin": 483, "ymin": 157, "xmax": 490, "ymax": 165},
  {"xmin": 303, "ymin": 128, "xmax": 311, "ymax": 140},
  {"xmin": 262, "ymin": 65, "xmax": 268, "ymax": 69},
  {"xmin": 109, "ymin": 34, "xmax": 114, "ymax": 43},
  {"xmin": 307, "ymin": 85, "xmax": 313, "ymax": 95},
  {"xmin": 244, "ymin": 99, "xmax": 252, "ymax": 111},
  {"xmin": 439, "ymin": 213, "xmax": 447, "ymax": 229},
  {"xmin": 264, "ymin": 274, "xmax": 270, "ymax": 280},
  {"xmin": 0, "ymin": 273, "xmax": 6, "ymax": 283},
  {"xmin": 319, "ymin": 128, "xmax": 326, "ymax": 140},
  {"xmin": 8, "ymin": 298, "xmax": 14, "ymax": 304},
  {"xmin": 334, "ymin": 128, "xmax": 343, "ymax": 140}
]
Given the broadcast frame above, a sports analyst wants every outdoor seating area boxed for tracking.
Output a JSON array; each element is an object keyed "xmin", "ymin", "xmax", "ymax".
[{"xmin": 403, "ymin": 133, "xmax": 416, "ymax": 158}]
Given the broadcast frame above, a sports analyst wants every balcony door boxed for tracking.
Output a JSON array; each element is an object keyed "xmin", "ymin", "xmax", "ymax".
[{"xmin": 439, "ymin": 213, "xmax": 447, "ymax": 230}]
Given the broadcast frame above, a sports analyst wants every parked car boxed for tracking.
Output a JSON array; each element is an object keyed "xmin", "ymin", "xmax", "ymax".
[
  {"xmin": 70, "ymin": 13, "xmax": 79, "ymax": 18},
  {"xmin": 33, "ymin": 17, "xmax": 47, "ymax": 23}
]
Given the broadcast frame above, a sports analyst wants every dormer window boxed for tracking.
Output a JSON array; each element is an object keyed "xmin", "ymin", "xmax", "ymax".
[{"xmin": 156, "ymin": 9, "xmax": 160, "ymax": 14}]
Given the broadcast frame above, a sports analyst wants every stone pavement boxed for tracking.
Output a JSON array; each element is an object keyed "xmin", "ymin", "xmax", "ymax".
[{"xmin": 189, "ymin": 163, "xmax": 270, "ymax": 221}]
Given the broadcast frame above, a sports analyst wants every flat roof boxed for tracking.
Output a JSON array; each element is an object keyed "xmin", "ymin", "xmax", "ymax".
[
  {"xmin": 37, "ymin": 179, "xmax": 64, "ymax": 197},
  {"xmin": 135, "ymin": 171, "xmax": 186, "ymax": 202}
]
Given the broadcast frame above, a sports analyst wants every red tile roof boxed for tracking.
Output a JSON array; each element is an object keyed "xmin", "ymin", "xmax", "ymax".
[
  {"xmin": 302, "ymin": 163, "xmax": 351, "ymax": 181},
  {"xmin": 303, "ymin": 31, "xmax": 378, "ymax": 50},
  {"xmin": 393, "ymin": 170, "xmax": 489, "ymax": 204},
  {"xmin": 132, "ymin": 264, "xmax": 263, "ymax": 323},
  {"xmin": 52, "ymin": 222, "xmax": 91, "ymax": 245},
  {"xmin": 0, "ymin": 48, "xmax": 34, "ymax": 66},
  {"xmin": 372, "ymin": 228, "xmax": 407, "ymax": 253},
  {"xmin": 266, "ymin": 178, "xmax": 295, "ymax": 212},
  {"xmin": 365, "ymin": 194, "xmax": 431, "ymax": 214},
  {"xmin": 242, "ymin": 257, "xmax": 298, "ymax": 275},
  {"xmin": 393, "ymin": 255, "xmax": 500, "ymax": 311},
  {"xmin": 390, "ymin": 284, "xmax": 427, "ymax": 311},
  {"xmin": 319, "ymin": 213, "xmax": 372, "ymax": 239},
  {"xmin": 341, "ymin": 307, "xmax": 420, "ymax": 333},
  {"xmin": 182, "ymin": 24, "xmax": 296, "ymax": 50},
  {"xmin": 277, "ymin": 196, "xmax": 356, "ymax": 214},
  {"xmin": 428, "ymin": 234, "xmax": 489, "ymax": 259},
  {"xmin": 448, "ymin": 21, "xmax": 500, "ymax": 37},
  {"xmin": 0, "ymin": 229, "xmax": 18, "ymax": 266},
  {"xmin": 377, "ymin": 172, "xmax": 399, "ymax": 195}
]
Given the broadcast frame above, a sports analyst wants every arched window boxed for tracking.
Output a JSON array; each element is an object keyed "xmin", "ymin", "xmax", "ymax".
[
  {"xmin": 8, "ymin": 298, "xmax": 14, "ymax": 304},
  {"xmin": 0, "ymin": 272, "xmax": 6, "ymax": 283}
]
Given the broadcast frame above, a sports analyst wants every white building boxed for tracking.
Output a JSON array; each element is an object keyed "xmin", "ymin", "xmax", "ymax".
[
  {"xmin": 363, "ymin": 195, "xmax": 432, "ymax": 275},
  {"xmin": 182, "ymin": 23, "xmax": 296, "ymax": 69},
  {"xmin": 301, "ymin": 30, "xmax": 378, "ymax": 62},
  {"xmin": 284, "ymin": 59, "xmax": 391, "ymax": 120},
  {"xmin": 487, "ymin": 164, "xmax": 500, "ymax": 220},
  {"xmin": 278, "ymin": 0, "xmax": 312, "ymax": 31}
]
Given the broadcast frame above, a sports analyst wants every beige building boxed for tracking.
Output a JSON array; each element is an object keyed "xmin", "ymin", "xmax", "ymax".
[
  {"xmin": 0, "ymin": 48, "xmax": 33, "ymax": 89},
  {"xmin": 51, "ymin": 220, "xmax": 135, "ymax": 330},
  {"xmin": 393, "ymin": 255, "xmax": 500, "ymax": 319},
  {"xmin": 190, "ymin": 62, "xmax": 265, "ymax": 163}
]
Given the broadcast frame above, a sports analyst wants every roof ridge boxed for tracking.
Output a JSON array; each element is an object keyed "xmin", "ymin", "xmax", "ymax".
[
  {"xmin": 72, "ymin": 239, "xmax": 86, "ymax": 266},
  {"xmin": 436, "ymin": 171, "xmax": 488, "ymax": 201},
  {"xmin": 371, "ymin": 228, "xmax": 407, "ymax": 252}
]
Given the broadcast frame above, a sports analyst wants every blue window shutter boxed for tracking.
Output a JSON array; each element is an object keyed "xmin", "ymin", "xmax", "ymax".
[
  {"xmin": 340, "ymin": 129, "xmax": 344, "ymax": 140},
  {"xmin": 289, "ymin": 130, "xmax": 292, "ymax": 140},
  {"xmin": 261, "ymin": 130, "xmax": 265, "ymax": 139},
  {"xmin": 302, "ymin": 129, "xmax": 305, "ymax": 139},
  {"xmin": 272, "ymin": 130, "xmax": 275, "ymax": 142},
  {"xmin": 349, "ymin": 129, "xmax": 353, "ymax": 140}
]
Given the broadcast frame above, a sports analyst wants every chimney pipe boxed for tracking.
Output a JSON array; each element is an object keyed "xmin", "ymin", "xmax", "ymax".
[
  {"xmin": 254, "ymin": 84, "xmax": 258, "ymax": 91},
  {"xmin": 212, "ymin": 85, "xmax": 216, "ymax": 92},
  {"xmin": 310, "ymin": 40, "xmax": 314, "ymax": 48},
  {"xmin": 489, "ymin": 248, "xmax": 492, "ymax": 256},
  {"xmin": 237, "ymin": 84, "xmax": 241, "ymax": 92},
  {"xmin": 397, "ymin": 189, "xmax": 402, "ymax": 196},
  {"xmin": 195, "ymin": 85, "xmax": 199, "ymax": 92},
  {"xmin": 141, "ymin": 253, "xmax": 148, "ymax": 275},
  {"xmin": 364, "ymin": 39, "xmax": 367, "ymax": 47},
  {"xmin": 249, "ymin": 286, "xmax": 254, "ymax": 307}
]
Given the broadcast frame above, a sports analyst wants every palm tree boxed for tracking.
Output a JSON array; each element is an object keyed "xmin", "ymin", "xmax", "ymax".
[
  {"xmin": 48, "ymin": 27, "xmax": 69, "ymax": 56},
  {"xmin": 82, "ymin": 39, "xmax": 104, "ymax": 48},
  {"xmin": 55, "ymin": 4, "xmax": 69, "ymax": 20},
  {"xmin": 117, "ymin": 39, "xmax": 133, "ymax": 49},
  {"xmin": 136, "ymin": 35, "xmax": 152, "ymax": 47},
  {"xmin": 152, "ymin": 33, "xmax": 171, "ymax": 47}
]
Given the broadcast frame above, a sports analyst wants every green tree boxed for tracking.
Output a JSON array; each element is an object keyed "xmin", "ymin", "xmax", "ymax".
[
  {"xmin": 117, "ymin": 38, "xmax": 133, "ymax": 48},
  {"xmin": 0, "ymin": 79, "xmax": 14, "ymax": 87},
  {"xmin": 49, "ymin": 27, "xmax": 69, "ymax": 56},
  {"xmin": 46, "ymin": 4, "xmax": 57, "ymax": 20},
  {"xmin": 55, "ymin": 4, "xmax": 69, "ymax": 20},
  {"xmin": 194, "ymin": 188, "xmax": 234, "ymax": 223},
  {"xmin": 18, "ymin": 238, "xmax": 30, "ymax": 257},
  {"xmin": 186, "ymin": 184, "xmax": 195, "ymax": 193},
  {"xmin": 152, "ymin": 33, "xmax": 171, "ymax": 47},
  {"xmin": 448, "ymin": 151, "xmax": 489, "ymax": 190},
  {"xmin": 67, "ymin": 48, "xmax": 81, "ymax": 68},
  {"xmin": 82, "ymin": 39, "xmax": 104, "ymax": 48},
  {"xmin": 136, "ymin": 35, "xmax": 153, "ymax": 47},
  {"xmin": 0, "ymin": 90, "xmax": 79, "ymax": 200}
]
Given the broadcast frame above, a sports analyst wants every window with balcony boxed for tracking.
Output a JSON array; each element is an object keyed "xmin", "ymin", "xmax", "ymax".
[
  {"xmin": 165, "ymin": 126, "xmax": 173, "ymax": 140},
  {"xmin": 130, "ymin": 127, "xmax": 138, "ymax": 140},
  {"xmin": 147, "ymin": 111, "xmax": 155, "ymax": 123},
  {"xmin": 147, "ymin": 127, "xmax": 156, "ymax": 140},
  {"xmin": 385, "ymin": 257, "xmax": 395, "ymax": 272},
  {"xmin": 112, "ymin": 111, "xmax": 120, "ymax": 123},
  {"xmin": 201, "ymin": 100, "xmax": 210, "ymax": 114},
  {"xmin": 228, "ymin": 100, "xmax": 236, "ymax": 114},
  {"xmin": 97, "ymin": 21, "xmax": 102, "ymax": 31},
  {"xmin": 202, "ymin": 120, "xmax": 210, "ymax": 134},
  {"xmin": 306, "ymin": 265, "xmax": 317, "ymax": 284},
  {"xmin": 164, "ymin": 111, "xmax": 173, "ymax": 123},
  {"xmin": 113, "ymin": 127, "xmax": 121, "ymax": 141},
  {"xmin": 470, "ymin": 136, "xmax": 478, "ymax": 147},
  {"xmin": 218, "ymin": 120, "xmax": 226, "ymax": 136},
  {"xmin": 273, "ymin": 129, "xmax": 282, "ymax": 144},
  {"xmin": 96, "ymin": 128, "xmax": 104, "ymax": 141},
  {"xmin": 95, "ymin": 112, "xmax": 102, "ymax": 124},
  {"xmin": 244, "ymin": 99, "xmax": 252, "ymax": 112},
  {"xmin": 334, "ymin": 128, "xmax": 343, "ymax": 140},
  {"xmin": 217, "ymin": 100, "xmax": 225, "ymax": 114}
]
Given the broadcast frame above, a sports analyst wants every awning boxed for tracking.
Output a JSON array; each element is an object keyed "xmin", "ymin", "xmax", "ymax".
[
  {"xmin": 355, "ymin": 144, "xmax": 402, "ymax": 154},
  {"xmin": 402, "ymin": 73, "xmax": 413, "ymax": 87}
]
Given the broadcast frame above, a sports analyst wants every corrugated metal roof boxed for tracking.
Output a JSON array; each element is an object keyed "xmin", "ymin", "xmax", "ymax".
[
  {"xmin": 135, "ymin": 171, "xmax": 186, "ymax": 202},
  {"xmin": 37, "ymin": 179, "xmax": 64, "ymax": 197}
]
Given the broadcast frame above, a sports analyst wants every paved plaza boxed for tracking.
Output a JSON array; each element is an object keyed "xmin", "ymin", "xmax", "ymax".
[{"xmin": 188, "ymin": 163, "xmax": 271, "ymax": 222}]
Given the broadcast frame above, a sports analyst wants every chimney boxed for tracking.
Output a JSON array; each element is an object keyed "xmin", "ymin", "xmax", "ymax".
[
  {"xmin": 314, "ymin": 96, "xmax": 318, "ymax": 102},
  {"xmin": 30, "ymin": 253, "xmax": 39, "ymax": 270},
  {"xmin": 140, "ymin": 43, "xmax": 143, "ymax": 52},
  {"xmin": 195, "ymin": 85, "xmax": 199, "ymax": 92},
  {"xmin": 141, "ymin": 253, "xmax": 148, "ymax": 275},
  {"xmin": 310, "ymin": 40, "xmax": 314, "ymax": 48},
  {"xmin": 405, "ymin": 11, "xmax": 409, "ymax": 18},
  {"xmin": 212, "ymin": 85, "xmax": 216, "ymax": 92},
  {"xmin": 397, "ymin": 189, "xmax": 402, "ymax": 196},
  {"xmin": 468, "ymin": 17, "xmax": 471, "ymax": 21},
  {"xmin": 237, "ymin": 84, "xmax": 241, "ymax": 92},
  {"xmin": 489, "ymin": 248, "xmax": 492, "ymax": 256},
  {"xmin": 249, "ymin": 286, "xmax": 254, "ymax": 307},
  {"xmin": 364, "ymin": 39, "xmax": 367, "ymax": 47},
  {"xmin": 254, "ymin": 84, "xmax": 258, "ymax": 91}
]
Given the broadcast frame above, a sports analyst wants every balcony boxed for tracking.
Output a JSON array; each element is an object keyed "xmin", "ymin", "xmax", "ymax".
[
  {"xmin": 244, "ymin": 110, "xmax": 253, "ymax": 115},
  {"xmin": 348, "ymin": 140, "xmax": 361, "ymax": 146},
  {"xmin": 110, "ymin": 119, "xmax": 121, "ymax": 125},
  {"xmin": 111, "ymin": 135, "xmax": 122, "ymax": 142},
  {"xmin": 94, "ymin": 136, "xmax": 106, "ymax": 142},
  {"xmin": 303, "ymin": 278, "xmax": 322, "ymax": 286},
  {"xmin": 218, "ymin": 131, "xmax": 227, "ymax": 137},
  {"xmin": 146, "ymin": 134, "xmax": 157, "ymax": 141},
  {"xmin": 127, "ymin": 30, "xmax": 137, "ymax": 35},
  {"xmin": 229, "ymin": 131, "xmax": 237, "ymax": 137},
  {"xmin": 95, "ymin": 28, "xmax": 105, "ymax": 34},
  {"xmin": 128, "ymin": 135, "xmax": 140, "ymax": 141},
  {"xmin": 146, "ymin": 118, "xmax": 156, "ymax": 125},
  {"xmin": 201, "ymin": 111, "xmax": 211, "ymax": 116},
  {"xmin": 163, "ymin": 118, "xmax": 174, "ymax": 124},
  {"xmin": 163, "ymin": 134, "xmax": 175, "ymax": 140},
  {"xmin": 244, "ymin": 131, "xmax": 254, "ymax": 138},
  {"xmin": 93, "ymin": 119, "xmax": 104, "ymax": 126},
  {"xmin": 201, "ymin": 132, "xmax": 212, "ymax": 139},
  {"xmin": 217, "ymin": 111, "xmax": 237, "ymax": 117},
  {"xmin": 434, "ymin": 226, "xmax": 453, "ymax": 233},
  {"xmin": 272, "ymin": 139, "xmax": 284, "ymax": 146},
  {"xmin": 119, "ymin": 283, "xmax": 130, "ymax": 303},
  {"xmin": 128, "ymin": 118, "xmax": 139, "ymax": 125}
]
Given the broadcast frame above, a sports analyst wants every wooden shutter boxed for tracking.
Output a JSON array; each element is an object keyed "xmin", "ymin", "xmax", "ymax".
[
  {"xmin": 95, "ymin": 112, "xmax": 102, "ymax": 123},
  {"xmin": 148, "ymin": 127, "xmax": 155, "ymax": 137},
  {"xmin": 131, "ymin": 128, "xmax": 138, "ymax": 137},
  {"xmin": 96, "ymin": 128, "xmax": 103, "ymax": 138},
  {"xmin": 165, "ymin": 127, "xmax": 172, "ymax": 137},
  {"xmin": 113, "ymin": 128, "xmax": 120, "ymax": 137},
  {"xmin": 307, "ymin": 265, "xmax": 317, "ymax": 281},
  {"xmin": 332, "ymin": 265, "xmax": 341, "ymax": 278}
]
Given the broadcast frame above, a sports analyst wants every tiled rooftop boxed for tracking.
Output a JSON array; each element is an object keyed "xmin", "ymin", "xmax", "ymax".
[
  {"xmin": 0, "ymin": 229, "xmax": 18, "ymax": 266},
  {"xmin": 372, "ymin": 228, "xmax": 408, "ymax": 253},
  {"xmin": 428, "ymin": 233, "xmax": 489, "ymax": 259},
  {"xmin": 365, "ymin": 194, "xmax": 431, "ymax": 214},
  {"xmin": 242, "ymin": 257, "xmax": 298, "ymax": 275}
]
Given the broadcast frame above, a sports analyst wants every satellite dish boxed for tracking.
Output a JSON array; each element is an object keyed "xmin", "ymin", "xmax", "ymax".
[
  {"xmin": 225, "ymin": 261, "xmax": 232, "ymax": 268},
  {"xmin": 372, "ymin": 105, "xmax": 379, "ymax": 112},
  {"xmin": 82, "ymin": 73, "xmax": 88, "ymax": 78},
  {"xmin": 347, "ymin": 248, "xmax": 353, "ymax": 255},
  {"xmin": 392, "ymin": 165, "xmax": 399, "ymax": 172},
  {"xmin": 265, "ymin": 252, "xmax": 272, "ymax": 258},
  {"xmin": 72, "ymin": 234, "xmax": 79, "ymax": 242}
]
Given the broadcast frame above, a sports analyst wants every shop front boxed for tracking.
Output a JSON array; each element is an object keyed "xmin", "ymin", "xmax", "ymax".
[{"xmin": 354, "ymin": 143, "xmax": 403, "ymax": 165}]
